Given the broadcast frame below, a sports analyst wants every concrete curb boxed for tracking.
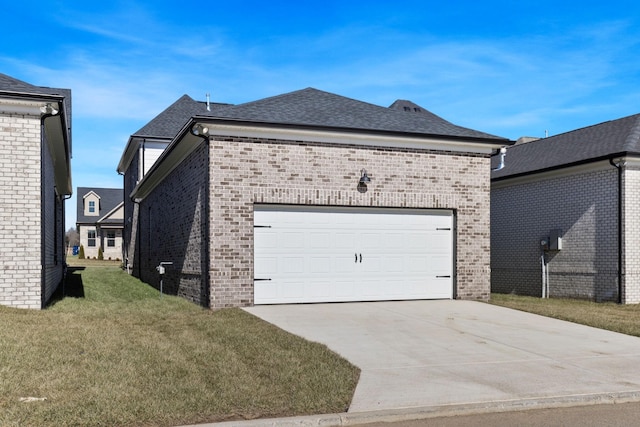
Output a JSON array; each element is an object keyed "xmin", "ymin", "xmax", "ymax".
[{"xmin": 177, "ymin": 390, "xmax": 640, "ymax": 427}]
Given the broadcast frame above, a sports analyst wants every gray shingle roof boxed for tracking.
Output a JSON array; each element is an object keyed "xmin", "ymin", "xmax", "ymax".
[
  {"xmin": 133, "ymin": 95, "xmax": 212, "ymax": 139},
  {"xmin": 201, "ymin": 88, "xmax": 507, "ymax": 141},
  {"xmin": 492, "ymin": 113, "xmax": 640, "ymax": 180},
  {"xmin": 0, "ymin": 72, "xmax": 63, "ymax": 95},
  {"xmin": 76, "ymin": 187, "xmax": 123, "ymax": 224},
  {"xmin": 0, "ymin": 72, "xmax": 72, "ymax": 137}
]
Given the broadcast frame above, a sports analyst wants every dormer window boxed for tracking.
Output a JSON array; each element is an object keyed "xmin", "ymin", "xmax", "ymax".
[{"xmin": 83, "ymin": 191, "xmax": 101, "ymax": 216}]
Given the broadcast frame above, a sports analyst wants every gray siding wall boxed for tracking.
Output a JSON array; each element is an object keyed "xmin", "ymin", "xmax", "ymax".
[
  {"xmin": 207, "ymin": 137, "xmax": 491, "ymax": 308},
  {"xmin": 491, "ymin": 168, "xmax": 618, "ymax": 301},
  {"xmin": 0, "ymin": 113, "xmax": 43, "ymax": 308},
  {"xmin": 136, "ymin": 142, "xmax": 209, "ymax": 305}
]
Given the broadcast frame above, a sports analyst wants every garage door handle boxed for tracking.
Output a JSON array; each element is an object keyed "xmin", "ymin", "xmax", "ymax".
[
  {"xmin": 359, "ymin": 253, "xmax": 362, "ymax": 263},
  {"xmin": 355, "ymin": 253, "xmax": 362, "ymax": 263},
  {"xmin": 436, "ymin": 275, "xmax": 451, "ymax": 278},
  {"xmin": 254, "ymin": 278, "xmax": 272, "ymax": 281}
]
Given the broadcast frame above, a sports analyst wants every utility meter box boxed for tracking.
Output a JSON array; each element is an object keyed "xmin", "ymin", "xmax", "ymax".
[{"xmin": 549, "ymin": 229, "xmax": 563, "ymax": 251}]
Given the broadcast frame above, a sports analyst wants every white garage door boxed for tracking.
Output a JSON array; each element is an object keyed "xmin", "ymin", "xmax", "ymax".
[{"xmin": 253, "ymin": 205, "xmax": 454, "ymax": 304}]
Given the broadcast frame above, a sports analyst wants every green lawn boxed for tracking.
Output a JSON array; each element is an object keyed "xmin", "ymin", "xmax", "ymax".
[
  {"xmin": 0, "ymin": 262, "xmax": 360, "ymax": 427},
  {"xmin": 490, "ymin": 293, "xmax": 640, "ymax": 337}
]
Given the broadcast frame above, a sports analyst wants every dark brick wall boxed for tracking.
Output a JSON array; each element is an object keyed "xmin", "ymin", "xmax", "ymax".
[
  {"xmin": 491, "ymin": 167, "xmax": 619, "ymax": 301},
  {"xmin": 136, "ymin": 142, "xmax": 209, "ymax": 306}
]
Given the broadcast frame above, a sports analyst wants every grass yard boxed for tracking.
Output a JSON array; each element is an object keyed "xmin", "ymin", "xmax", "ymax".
[
  {"xmin": 0, "ymin": 261, "xmax": 360, "ymax": 427},
  {"xmin": 490, "ymin": 293, "xmax": 640, "ymax": 337}
]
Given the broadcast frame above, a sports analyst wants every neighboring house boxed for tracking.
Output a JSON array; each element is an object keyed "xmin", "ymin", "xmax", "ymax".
[
  {"xmin": 0, "ymin": 73, "xmax": 72, "ymax": 309},
  {"xmin": 76, "ymin": 187, "xmax": 124, "ymax": 260},
  {"xmin": 491, "ymin": 113, "xmax": 640, "ymax": 303},
  {"xmin": 118, "ymin": 88, "xmax": 510, "ymax": 308}
]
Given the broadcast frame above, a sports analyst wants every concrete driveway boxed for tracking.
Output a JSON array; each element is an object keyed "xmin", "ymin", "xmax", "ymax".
[{"xmin": 244, "ymin": 300, "xmax": 640, "ymax": 413}]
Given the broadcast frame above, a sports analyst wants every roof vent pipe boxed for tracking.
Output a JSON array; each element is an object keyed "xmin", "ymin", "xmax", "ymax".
[
  {"xmin": 492, "ymin": 147, "xmax": 507, "ymax": 172},
  {"xmin": 206, "ymin": 93, "xmax": 210, "ymax": 112}
]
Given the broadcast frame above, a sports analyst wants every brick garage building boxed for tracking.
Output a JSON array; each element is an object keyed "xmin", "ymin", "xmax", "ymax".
[
  {"xmin": 0, "ymin": 73, "xmax": 72, "ymax": 309},
  {"xmin": 119, "ymin": 88, "xmax": 509, "ymax": 308},
  {"xmin": 491, "ymin": 113, "xmax": 640, "ymax": 303}
]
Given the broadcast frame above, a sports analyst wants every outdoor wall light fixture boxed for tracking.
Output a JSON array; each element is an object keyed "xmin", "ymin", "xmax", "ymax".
[
  {"xmin": 359, "ymin": 169, "xmax": 371, "ymax": 185},
  {"xmin": 191, "ymin": 123, "xmax": 210, "ymax": 137},
  {"xmin": 39, "ymin": 103, "xmax": 59, "ymax": 116}
]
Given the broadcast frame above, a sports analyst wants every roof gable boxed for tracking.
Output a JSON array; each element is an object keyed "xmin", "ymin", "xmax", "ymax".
[
  {"xmin": 202, "ymin": 88, "xmax": 506, "ymax": 141},
  {"xmin": 82, "ymin": 190, "xmax": 101, "ymax": 200},
  {"xmin": 492, "ymin": 113, "xmax": 640, "ymax": 180}
]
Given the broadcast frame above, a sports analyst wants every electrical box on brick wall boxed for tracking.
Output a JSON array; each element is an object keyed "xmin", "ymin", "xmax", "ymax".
[{"xmin": 549, "ymin": 229, "xmax": 562, "ymax": 251}]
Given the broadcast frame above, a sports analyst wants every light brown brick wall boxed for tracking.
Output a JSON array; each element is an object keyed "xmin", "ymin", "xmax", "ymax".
[
  {"xmin": 0, "ymin": 113, "xmax": 43, "ymax": 309},
  {"xmin": 622, "ymin": 163, "xmax": 640, "ymax": 303},
  {"xmin": 208, "ymin": 137, "xmax": 491, "ymax": 308}
]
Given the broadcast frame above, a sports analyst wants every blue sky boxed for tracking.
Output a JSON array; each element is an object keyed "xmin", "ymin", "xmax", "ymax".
[{"xmin": 2, "ymin": 1, "xmax": 640, "ymax": 229}]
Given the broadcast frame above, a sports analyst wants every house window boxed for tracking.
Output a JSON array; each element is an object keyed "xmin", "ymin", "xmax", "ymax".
[
  {"xmin": 107, "ymin": 231, "xmax": 116, "ymax": 247},
  {"xmin": 89, "ymin": 201, "xmax": 95, "ymax": 213},
  {"xmin": 88, "ymin": 230, "xmax": 96, "ymax": 247}
]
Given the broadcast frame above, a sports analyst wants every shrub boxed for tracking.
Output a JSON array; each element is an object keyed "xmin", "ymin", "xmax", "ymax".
[{"xmin": 78, "ymin": 245, "xmax": 85, "ymax": 260}]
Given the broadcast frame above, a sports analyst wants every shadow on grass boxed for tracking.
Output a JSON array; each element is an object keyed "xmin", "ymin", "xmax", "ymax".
[{"xmin": 50, "ymin": 267, "xmax": 86, "ymax": 306}]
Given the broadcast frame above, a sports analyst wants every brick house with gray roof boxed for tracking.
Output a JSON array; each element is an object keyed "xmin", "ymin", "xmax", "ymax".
[
  {"xmin": 491, "ymin": 113, "xmax": 640, "ymax": 303},
  {"xmin": 0, "ymin": 73, "xmax": 72, "ymax": 309},
  {"xmin": 76, "ymin": 187, "xmax": 124, "ymax": 260},
  {"xmin": 119, "ymin": 88, "xmax": 510, "ymax": 308}
]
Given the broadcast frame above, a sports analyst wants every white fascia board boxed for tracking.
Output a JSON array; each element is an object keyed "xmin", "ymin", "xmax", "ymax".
[
  {"xmin": 131, "ymin": 120, "xmax": 505, "ymax": 202},
  {"xmin": 0, "ymin": 98, "xmax": 47, "ymax": 115},
  {"xmin": 131, "ymin": 131, "xmax": 206, "ymax": 202},
  {"xmin": 43, "ymin": 107, "xmax": 73, "ymax": 196},
  {"xmin": 491, "ymin": 159, "xmax": 617, "ymax": 189},
  {"xmin": 623, "ymin": 157, "xmax": 640, "ymax": 168},
  {"xmin": 197, "ymin": 122, "xmax": 504, "ymax": 154}
]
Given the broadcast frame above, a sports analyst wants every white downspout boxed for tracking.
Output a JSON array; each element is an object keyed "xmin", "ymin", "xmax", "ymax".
[{"xmin": 541, "ymin": 253, "xmax": 546, "ymax": 298}]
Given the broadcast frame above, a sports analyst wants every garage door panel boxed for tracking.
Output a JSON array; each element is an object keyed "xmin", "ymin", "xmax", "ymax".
[
  {"xmin": 306, "ymin": 279, "xmax": 333, "ymax": 299},
  {"xmin": 335, "ymin": 232, "xmax": 357, "ymax": 249},
  {"xmin": 281, "ymin": 257, "xmax": 304, "ymax": 273},
  {"xmin": 381, "ymin": 256, "xmax": 404, "ymax": 273},
  {"xmin": 310, "ymin": 256, "xmax": 331, "ymax": 273},
  {"xmin": 282, "ymin": 232, "xmax": 305, "ymax": 248},
  {"xmin": 309, "ymin": 232, "xmax": 331, "ymax": 249},
  {"xmin": 335, "ymin": 255, "xmax": 357, "ymax": 273},
  {"xmin": 254, "ymin": 206, "xmax": 453, "ymax": 304},
  {"xmin": 254, "ymin": 255, "xmax": 278, "ymax": 275},
  {"xmin": 360, "ymin": 232, "xmax": 382, "ymax": 248}
]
